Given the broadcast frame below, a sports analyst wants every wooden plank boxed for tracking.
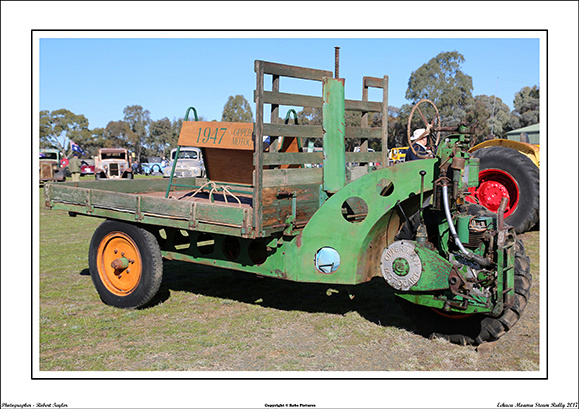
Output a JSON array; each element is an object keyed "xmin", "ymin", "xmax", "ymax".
[
  {"xmin": 253, "ymin": 60, "xmax": 265, "ymax": 235},
  {"xmin": 262, "ymin": 168, "xmax": 323, "ymax": 187},
  {"xmin": 364, "ymin": 76, "xmax": 386, "ymax": 89},
  {"xmin": 270, "ymin": 74, "xmax": 280, "ymax": 153},
  {"xmin": 361, "ymin": 76, "xmax": 370, "ymax": 128},
  {"xmin": 263, "ymin": 152, "xmax": 324, "ymax": 166},
  {"xmin": 178, "ymin": 121, "xmax": 254, "ymax": 150},
  {"xmin": 194, "ymin": 201, "xmax": 247, "ymax": 226},
  {"xmin": 344, "ymin": 127, "xmax": 382, "ymax": 139},
  {"xmin": 51, "ymin": 201, "xmax": 252, "ymax": 238},
  {"xmin": 382, "ymin": 75, "xmax": 389, "ymax": 167},
  {"xmin": 53, "ymin": 178, "xmax": 179, "ymax": 194},
  {"xmin": 261, "ymin": 185, "xmax": 320, "ymax": 227},
  {"xmin": 259, "ymin": 90, "xmax": 323, "ymax": 109},
  {"xmin": 263, "ymin": 123, "xmax": 323, "ymax": 139},
  {"xmin": 259, "ymin": 60, "xmax": 332, "ymax": 81},
  {"xmin": 91, "ymin": 189, "xmax": 137, "ymax": 211},
  {"xmin": 345, "ymin": 151, "xmax": 383, "ymax": 163},
  {"xmin": 345, "ymin": 99, "xmax": 382, "ymax": 113},
  {"xmin": 141, "ymin": 194, "xmax": 191, "ymax": 218},
  {"xmin": 204, "ymin": 148, "xmax": 254, "ymax": 185},
  {"xmin": 49, "ymin": 185, "xmax": 90, "ymax": 205}
]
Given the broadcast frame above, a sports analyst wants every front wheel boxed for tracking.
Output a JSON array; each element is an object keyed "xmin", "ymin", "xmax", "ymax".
[{"xmin": 88, "ymin": 220, "xmax": 163, "ymax": 309}]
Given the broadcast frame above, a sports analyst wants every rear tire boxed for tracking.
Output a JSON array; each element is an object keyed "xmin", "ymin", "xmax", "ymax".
[
  {"xmin": 429, "ymin": 238, "xmax": 532, "ymax": 345},
  {"xmin": 88, "ymin": 220, "xmax": 163, "ymax": 309},
  {"xmin": 470, "ymin": 146, "xmax": 539, "ymax": 233},
  {"xmin": 396, "ymin": 204, "xmax": 532, "ymax": 345}
]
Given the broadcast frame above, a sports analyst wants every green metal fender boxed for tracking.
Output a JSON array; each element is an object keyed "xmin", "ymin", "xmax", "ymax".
[{"xmin": 282, "ymin": 159, "xmax": 437, "ymax": 285}]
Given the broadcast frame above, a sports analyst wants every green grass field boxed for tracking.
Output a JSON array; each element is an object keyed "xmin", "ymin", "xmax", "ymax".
[{"xmin": 39, "ymin": 186, "xmax": 541, "ymax": 372}]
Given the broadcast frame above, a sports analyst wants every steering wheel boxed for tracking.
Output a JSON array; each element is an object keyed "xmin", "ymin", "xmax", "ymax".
[{"xmin": 407, "ymin": 99, "xmax": 441, "ymax": 159}]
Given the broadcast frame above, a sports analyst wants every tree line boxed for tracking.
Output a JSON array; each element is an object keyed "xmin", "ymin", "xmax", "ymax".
[{"xmin": 39, "ymin": 51, "xmax": 539, "ymax": 160}]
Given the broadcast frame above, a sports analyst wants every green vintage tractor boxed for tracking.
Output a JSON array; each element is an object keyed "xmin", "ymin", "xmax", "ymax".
[{"xmin": 47, "ymin": 56, "xmax": 532, "ymax": 346}]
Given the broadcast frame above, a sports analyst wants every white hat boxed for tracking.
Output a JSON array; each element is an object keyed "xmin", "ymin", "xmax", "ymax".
[{"xmin": 411, "ymin": 128, "xmax": 429, "ymax": 141}]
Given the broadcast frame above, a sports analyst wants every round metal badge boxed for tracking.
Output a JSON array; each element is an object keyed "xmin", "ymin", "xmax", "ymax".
[{"xmin": 380, "ymin": 240, "xmax": 422, "ymax": 291}]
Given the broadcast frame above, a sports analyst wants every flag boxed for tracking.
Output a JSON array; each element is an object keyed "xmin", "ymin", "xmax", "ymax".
[{"xmin": 70, "ymin": 141, "xmax": 85, "ymax": 156}]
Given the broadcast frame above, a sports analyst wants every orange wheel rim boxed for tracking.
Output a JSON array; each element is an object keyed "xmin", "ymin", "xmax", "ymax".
[{"xmin": 97, "ymin": 232, "xmax": 142, "ymax": 296}]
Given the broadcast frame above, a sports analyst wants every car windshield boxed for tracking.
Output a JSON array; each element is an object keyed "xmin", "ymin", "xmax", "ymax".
[
  {"xmin": 173, "ymin": 150, "xmax": 198, "ymax": 160},
  {"xmin": 40, "ymin": 152, "xmax": 58, "ymax": 160},
  {"xmin": 101, "ymin": 152, "xmax": 126, "ymax": 160}
]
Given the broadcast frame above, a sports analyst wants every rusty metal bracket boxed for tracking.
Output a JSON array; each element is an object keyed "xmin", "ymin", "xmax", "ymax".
[
  {"xmin": 135, "ymin": 196, "xmax": 142, "ymax": 221},
  {"xmin": 85, "ymin": 189, "xmax": 93, "ymax": 214},
  {"xmin": 497, "ymin": 196, "xmax": 508, "ymax": 247},
  {"xmin": 189, "ymin": 202, "xmax": 197, "ymax": 229}
]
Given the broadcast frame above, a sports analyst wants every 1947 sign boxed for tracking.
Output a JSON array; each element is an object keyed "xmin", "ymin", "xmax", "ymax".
[{"xmin": 178, "ymin": 121, "xmax": 254, "ymax": 150}]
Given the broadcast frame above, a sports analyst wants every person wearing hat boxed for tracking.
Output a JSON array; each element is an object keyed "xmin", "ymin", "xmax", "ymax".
[
  {"xmin": 68, "ymin": 152, "xmax": 82, "ymax": 182},
  {"xmin": 406, "ymin": 128, "xmax": 432, "ymax": 162}
]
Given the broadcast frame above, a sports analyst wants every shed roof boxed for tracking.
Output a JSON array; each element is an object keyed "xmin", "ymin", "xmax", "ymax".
[
  {"xmin": 506, "ymin": 124, "xmax": 540, "ymax": 144},
  {"xmin": 506, "ymin": 124, "xmax": 539, "ymax": 136}
]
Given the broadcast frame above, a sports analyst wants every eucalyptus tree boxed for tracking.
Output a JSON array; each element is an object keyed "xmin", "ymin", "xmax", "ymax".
[
  {"xmin": 103, "ymin": 120, "xmax": 132, "ymax": 149},
  {"xmin": 148, "ymin": 117, "xmax": 172, "ymax": 158},
  {"xmin": 221, "ymin": 95, "xmax": 253, "ymax": 122},
  {"xmin": 511, "ymin": 86, "xmax": 540, "ymax": 129},
  {"xmin": 405, "ymin": 51, "xmax": 474, "ymax": 128},
  {"xmin": 123, "ymin": 105, "xmax": 151, "ymax": 163},
  {"xmin": 39, "ymin": 109, "xmax": 91, "ymax": 154},
  {"xmin": 466, "ymin": 94, "xmax": 511, "ymax": 141}
]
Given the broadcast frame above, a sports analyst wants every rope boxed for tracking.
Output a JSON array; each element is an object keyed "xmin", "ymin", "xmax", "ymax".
[{"xmin": 187, "ymin": 181, "xmax": 242, "ymax": 206}]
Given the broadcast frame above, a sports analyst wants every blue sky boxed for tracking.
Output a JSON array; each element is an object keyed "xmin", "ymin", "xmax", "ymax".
[{"xmin": 39, "ymin": 36, "xmax": 540, "ymax": 130}]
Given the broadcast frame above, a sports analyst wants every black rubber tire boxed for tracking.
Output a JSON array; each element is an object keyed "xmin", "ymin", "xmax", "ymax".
[
  {"xmin": 396, "ymin": 204, "xmax": 532, "ymax": 345},
  {"xmin": 425, "ymin": 238, "xmax": 532, "ymax": 345},
  {"xmin": 472, "ymin": 146, "xmax": 539, "ymax": 234},
  {"xmin": 88, "ymin": 220, "xmax": 163, "ymax": 309}
]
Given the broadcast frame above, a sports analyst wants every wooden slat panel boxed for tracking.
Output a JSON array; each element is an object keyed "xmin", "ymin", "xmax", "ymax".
[
  {"xmin": 141, "ymin": 194, "xmax": 191, "ymax": 218},
  {"xmin": 179, "ymin": 121, "xmax": 254, "ymax": 150},
  {"xmin": 204, "ymin": 148, "xmax": 254, "ymax": 185},
  {"xmin": 345, "ymin": 99, "xmax": 382, "ymax": 113},
  {"xmin": 259, "ymin": 61, "xmax": 332, "ymax": 81},
  {"xmin": 194, "ymin": 202, "xmax": 247, "ymax": 226},
  {"xmin": 364, "ymin": 76, "xmax": 386, "ymax": 89},
  {"xmin": 345, "ymin": 151, "xmax": 383, "ymax": 163},
  {"xmin": 263, "ymin": 152, "xmax": 324, "ymax": 166},
  {"xmin": 259, "ymin": 90, "xmax": 323, "ymax": 109},
  {"xmin": 344, "ymin": 127, "xmax": 382, "ymax": 139},
  {"xmin": 262, "ymin": 168, "xmax": 323, "ymax": 187},
  {"xmin": 263, "ymin": 123, "xmax": 323, "ymax": 139},
  {"xmin": 91, "ymin": 189, "xmax": 137, "ymax": 211},
  {"xmin": 261, "ymin": 185, "xmax": 320, "ymax": 227},
  {"xmin": 49, "ymin": 185, "xmax": 90, "ymax": 205}
]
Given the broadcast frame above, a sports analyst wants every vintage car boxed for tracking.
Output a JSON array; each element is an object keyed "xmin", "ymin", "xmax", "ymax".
[
  {"xmin": 140, "ymin": 156, "xmax": 166, "ymax": 176},
  {"xmin": 163, "ymin": 147, "xmax": 205, "ymax": 178},
  {"xmin": 39, "ymin": 148, "xmax": 66, "ymax": 183},
  {"xmin": 94, "ymin": 148, "xmax": 133, "ymax": 180}
]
